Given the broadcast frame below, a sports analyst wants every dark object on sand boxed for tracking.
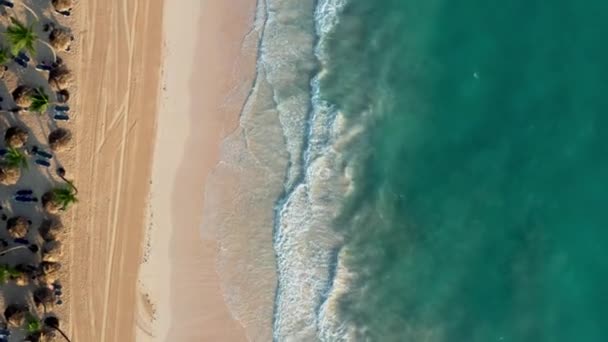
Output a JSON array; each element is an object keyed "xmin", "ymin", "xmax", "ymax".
[
  {"xmin": 35, "ymin": 150, "xmax": 53, "ymax": 159},
  {"xmin": 14, "ymin": 196, "xmax": 35, "ymax": 202},
  {"xmin": 13, "ymin": 57, "xmax": 27, "ymax": 68},
  {"xmin": 0, "ymin": 0, "xmax": 14, "ymax": 8},
  {"xmin": 57, "ymin": 89, "xmax": 70, "ymax": 103},
  {"xmin": 14, "ymin": 238, "xmax": 29, "ymax": 245},
  {"xmin": 17, "ymin": 52, "xmax": 30, "ymax": 62},
  {"xmin": 35, "ymin": 159, "xmax": 51, "ymax": 167},
  {"xmin": 36, "ymin": 63, "xmax": 53, "ymax": 71},
  {"xmin": 54, "ymin": 113, "xmax": 69, "ymax": 121}
]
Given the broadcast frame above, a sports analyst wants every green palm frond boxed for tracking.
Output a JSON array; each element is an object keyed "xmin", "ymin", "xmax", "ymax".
[
  {"xmin": 53, "ymin": 186, "xmax": 78, "ymax": 210},
  {"xmin": 26, "ymin": 314, "xmax": 42, "ymax": 334},
  {"xmin": 29, "ymin": 87, "xmax": 50, "ymax": 113},
  {"xmin": 0, "ymin": 47, "xmax": 10, "ymax": 65},
  {"xmin": 3, "ymin": 147, "xmax": 28, "ymax": 169},
  {"xmin": 0, "ymin": 264, "xmax": 20, "ymax": 283},
  {"xmin": 6, "ymin": 17, "xmax": 37, "ymax": 56}
]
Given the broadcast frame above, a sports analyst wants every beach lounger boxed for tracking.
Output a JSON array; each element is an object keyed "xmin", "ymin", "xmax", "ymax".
[
  {"xmin": 14, "ymin": 195, "xmax": 34, "ymax": 202},
  {"xmin": 14, "ymin": 196, "xmax": 37, "ymax": 202},
  {"xmin": 54, "ymin": 113, "xmax": 70, "ymax": 121},
  {"xmin": 13, "ymin": 238, "xmax": 29, "ymax": 245},
  {"xmin": 0, "ymin": 0, "xmax": 14, "ymax": 8},
  {"xmin": 16, "ymin": 189, "xmax": 33, "ymax": 196},
  {"xmin": 18, "ymin": 52, "xmax": 30, "ymax": 62},
  {"xmin": 36, "ymin": 150, "xmax": 53, "ymax": 159},
  {"xmin": 13, "ymin": 57, "xmax": 27, "ymax": 68},
  {"xmin": 55, "ymin": 105, "xmax": 70, "ymax": 112},
  {"xmin": 36, "ymin": 63, "xmax": 53, "ymax": 71},
  {"xmin": 35, "ymin": 159, "xmax": 51, "ymax": 167}
]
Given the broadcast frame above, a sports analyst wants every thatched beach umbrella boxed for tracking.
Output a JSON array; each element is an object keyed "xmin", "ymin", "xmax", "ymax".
[
  {"xmin": 33, "ymin": 286, "xmax": 56, "ymax": 311},
  {"xmin": 4, "ymin": 126, "xmax": 29, "ymax": 148},
  {"xmin": 13, "ymin": 271, "xmax": 30, "ymax": 286},
  {"xmin": 6, "ymin": 216, "xmax": 30, "ymax": 239},
  {"xmin": 40, "ymin": 261, "xmax": 61, "ymax": 276},
  {"xmin": 49, "ymin": 28, "xmax": 73, "ymax": 52},
  {"xmin": 0, "ymin": 164, "xmax": 20, "ymax": 185},
  {"xmin": 48, "ymin": 128, "xmax": 72, "ymax": 152},
  {"xmin": 52, "ymin": 0, "xmax": 73, "ymax": 12},
  {"xmin": 49, "ymin": 67, "xmax": 72, "ymax": 91},
  {"xmin": 4, "ymin": 304, "xmax": 27, "ymax": 327},
  {"xmin": 42, "ymin": 240, "xmax": 63, "ymax": 262},
  {"xmin": 39, "ymin": 219, "xmax": 63, "ymax": 241},
  {"xmin": 12, "ymin": 85, "xmax": 35, "ymax": 108}
]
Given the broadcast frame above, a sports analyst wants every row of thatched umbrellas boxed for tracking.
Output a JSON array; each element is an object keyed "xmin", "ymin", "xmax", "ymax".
[{"xmin": 0, "ymin": 1, "xmax": 76, "ymax": 341}]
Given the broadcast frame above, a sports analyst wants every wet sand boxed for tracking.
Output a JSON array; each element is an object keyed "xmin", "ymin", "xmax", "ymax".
[{"xmin": 138, "ymin": 0, "xmax": 265, "ymax": 340}]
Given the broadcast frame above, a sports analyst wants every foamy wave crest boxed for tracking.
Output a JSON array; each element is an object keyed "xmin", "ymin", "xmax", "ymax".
[{"xmin": 270, "ymin": 0, "xmax": 354, "ymax": 340}]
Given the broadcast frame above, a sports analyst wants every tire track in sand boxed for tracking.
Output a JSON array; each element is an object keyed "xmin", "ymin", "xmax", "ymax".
[{"xmin": 68, "ymin": 0, "xmax": 164, "ymax": 340}]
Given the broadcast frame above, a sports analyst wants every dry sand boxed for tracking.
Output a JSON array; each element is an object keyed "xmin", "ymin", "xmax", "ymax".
[
  {"xmin": 66, "ymin": 0, "xmax": 164, "ymax": 341},
  {"xmin": 138, "ymin": 0, "xmax": 264, "ymax": 341}
]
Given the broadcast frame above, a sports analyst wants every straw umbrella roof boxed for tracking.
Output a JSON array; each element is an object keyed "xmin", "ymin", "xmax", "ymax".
[
  {"xmin": 48, "ymin": 128, "xmax": 72, "ymax": 152},
  {"xmin": 42, "ymin": 240, "xmax": 63, "ymax": 262},
  {"xmin": 4, "ymin": 304, "xmax": 27, "ymax": 327},
  {"xmin": 12, "ymin": 85, "xmax": 35, "ymax": 108},
  {"xmin": 5, "ymin": 126, "xmax": 29, "ymax": 148},
  {"xmin": 52, "ymin": 0, "xmax": 73, "ymax": 12},
  {"xmin": 49, "ymin": 28, "xmax": 73, "ymax": 52},
  {"xmin": 0, "ymin": 164, "xmax": 20, "ymax": 185},
  {"xmin": 6, "ymin": 216, "xmax": 30, "ymax": 239},
  {"xmin": 39, "ymin": 219, "xmax": 63, "ymax": 242},
  {"xmin": 49, "ymin": 67, "xmax": 72, "ymax": 91},
  {"xmin": 40, "ymin": 261, "xmax": 61, "ymax": 276},
  {"xmin": 33, "ymin": 286, "xmax": 57, "ymax": 310}
]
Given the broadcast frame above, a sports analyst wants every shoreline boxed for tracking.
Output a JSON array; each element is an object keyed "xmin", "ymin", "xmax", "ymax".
[{"xmin": 140, "ymin": 0, "xmax": 262, "ymax": 340}]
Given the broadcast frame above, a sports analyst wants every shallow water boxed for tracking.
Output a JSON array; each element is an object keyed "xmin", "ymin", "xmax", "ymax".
[{"xmin": 207, "ymin": 0, "xmax": 608, "ymax": 340}]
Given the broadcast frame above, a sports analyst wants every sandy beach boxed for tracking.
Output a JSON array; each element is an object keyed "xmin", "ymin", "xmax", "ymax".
[{"xmin": 66, "ymin": 0, "xmax": 163, "ymax": 341}]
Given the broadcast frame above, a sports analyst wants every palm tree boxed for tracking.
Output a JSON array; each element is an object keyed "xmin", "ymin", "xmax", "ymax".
[
  {"xmin": 0, "ymin": 147, "xmax": 26, "ymax": 185},
  {"xmin": 43, "ymin": 316, "xmax": 72, "ymax": 342},
  {"xmin": 6, "ymin": 17, "xmax": 36, "ymax": 56},
  {"xmin": 3, "ymin": 147, "xmax": 28, "ymax": 169},
  {"xmin": 5, "ymin": 17, "xmax": 57, "ymax": 61},
  {"xmin": 42, "ymin": 187, "xmax": 77, "ymax": 213},
  {"xmin": 0, "ymin": 264, "xmax": 21, "ymax": 283},
  {"xmin": 26, "ymin": 313, "xmax": 42, "ymax": 334},
  {"xmin": 0, "ymin": 47, "xmax": 10, "ymax": 66},
  {"xmin": 29, "ymin": 87, "xmax": 50, "ymax": 113}
]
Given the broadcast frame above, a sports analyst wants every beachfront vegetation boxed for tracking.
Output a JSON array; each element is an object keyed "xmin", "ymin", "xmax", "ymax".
[
  {"xmin": 0, "ymin": 47, "xmax": 10, "ymax": 65},
  {"xmin": 0, "ymin": 5, "xmax": 76, "ymax": 341},
  {"xmin": 43, "ymin": 187, "xmax": 78, "ymax": 213},
  {"xmin": 0, "ymin": 265, "xmax": 21, "ymax": 283},
  {"xmin": 29, "ymin": 87, "xmax": 50, "ymax": 113},
  {"xmin": 4, "ymin": 147, "xmax": 28, "ymax": 169},
  {"xmin": 5, "ymin": 17, "xmax": 37, "ymax": 56}
]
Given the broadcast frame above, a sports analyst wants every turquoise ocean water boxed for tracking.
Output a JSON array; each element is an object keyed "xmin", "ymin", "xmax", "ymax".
[{"xmin": 309, "ymin": 0, "xmax": 608, "ymax": 341}]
